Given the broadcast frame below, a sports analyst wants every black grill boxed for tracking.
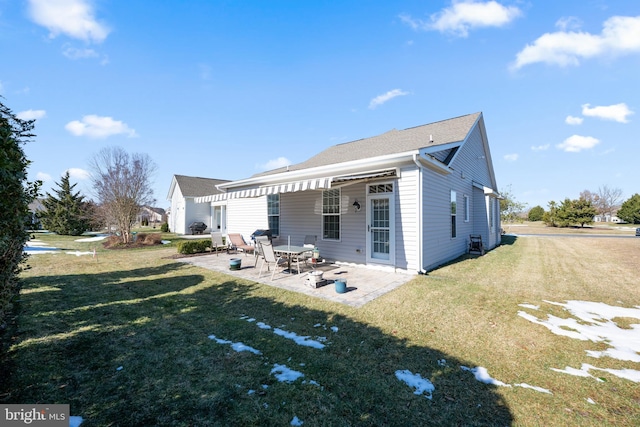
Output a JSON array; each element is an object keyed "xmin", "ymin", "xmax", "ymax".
[
  {"xmin": 188, "ymin": 221, "xmax": 207, "ymax": 234},
  {"xmin": 250, "ymin": 229, "xmax": 272, "ymax": 241}
]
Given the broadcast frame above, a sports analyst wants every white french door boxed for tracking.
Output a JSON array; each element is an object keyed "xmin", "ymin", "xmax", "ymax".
[{"xmin": 366, "ymin": 183, "xmax": 395, "ymax": 265}]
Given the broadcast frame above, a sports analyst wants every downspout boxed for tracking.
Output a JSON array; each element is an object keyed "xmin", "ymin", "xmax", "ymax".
[{"xmin": 412, "ymin": 154, "xmax": 426, "ymax": 274}]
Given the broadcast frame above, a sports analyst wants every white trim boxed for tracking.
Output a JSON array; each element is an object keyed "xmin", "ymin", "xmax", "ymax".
[{"xmin": 366, "ymin": 181, "xmax": 396, "ymax": 266}]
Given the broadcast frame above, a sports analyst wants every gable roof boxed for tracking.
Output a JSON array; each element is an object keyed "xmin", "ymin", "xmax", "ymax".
[
  {"xmin": 256, "ymin": 112, "xmax": 481, "ymax": 177},
  {"xmin": 167, "ymin": 175, "xmax": 230, "ymax": 200},
  {"xmin": 206, "ymin": 112, "xmax": 496, "ymax": 200}
]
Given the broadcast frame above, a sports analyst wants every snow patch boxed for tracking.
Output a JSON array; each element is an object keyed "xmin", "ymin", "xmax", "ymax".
[
  {"xmin": 519, "ymin": 300, "xmax": 640, "ymax": 382},
  {"xmin": 395, "ymin": 369, "xmax": 435, "ymax": 399}
]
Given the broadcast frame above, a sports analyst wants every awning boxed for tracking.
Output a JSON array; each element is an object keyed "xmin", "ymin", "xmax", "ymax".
[
  {"xmin": 195, "ymin": 169, "xmax": 397, "ymax": 203},
  {"xmin": 331, "ymin": 169, "xmax": 397, "ymax": 185}
]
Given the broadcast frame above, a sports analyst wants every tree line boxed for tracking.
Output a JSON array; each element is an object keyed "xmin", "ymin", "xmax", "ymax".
[
  {"xmin": 37, "ymin": 147, "xmax": 158, "ymax": 244},
  {"xmin": 504, "ymin": 185, "xmax": 640, "ymax": 227}
]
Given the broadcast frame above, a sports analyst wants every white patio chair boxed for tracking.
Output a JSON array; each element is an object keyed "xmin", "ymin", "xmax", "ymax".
[
  {"xmin": 210, "ymin": 232, "xmax": 227, "ymax": 255},
  {"xmin": 254, "ymin": 235, "xmax": 270, "ymax": 267},
  {"xmin": 258, "ymin": 241, "xmax": 287, "ymax": 281}
]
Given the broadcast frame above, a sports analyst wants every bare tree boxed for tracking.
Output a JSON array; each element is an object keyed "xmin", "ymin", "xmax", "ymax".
[
  {"xmin": 89, "ymin": 147, "xmax": 157, "ymax": 244},
  {"xmin": 596, "ymin": 185, "xmax": 623, "ymax": 220}
]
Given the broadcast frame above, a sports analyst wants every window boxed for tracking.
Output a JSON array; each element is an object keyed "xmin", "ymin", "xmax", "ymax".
[
  {"xmin": 322, "ymin": 188, "xmax": 340, "ymax": 240},
  {"xmin": 267, "ymin": 194, "xmax": 280, "ymax": 236},
  {"xmin": 451, "ymin": 190, "xmax": 457, "ymax": 238},
  {"xmin": 463, "ymin": 194, "xmax": 470, "ymax": 222}
]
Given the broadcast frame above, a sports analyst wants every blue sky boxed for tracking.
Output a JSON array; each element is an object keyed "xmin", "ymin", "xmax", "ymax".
[{"xmin": 1, "ymin": 0, "xmax": 639, "ymax": 210}]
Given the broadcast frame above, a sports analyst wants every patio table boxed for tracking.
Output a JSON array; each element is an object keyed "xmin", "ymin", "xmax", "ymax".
[{"xmin": 273, "ymin": 245, "xmax": 311, "ymax": 274}]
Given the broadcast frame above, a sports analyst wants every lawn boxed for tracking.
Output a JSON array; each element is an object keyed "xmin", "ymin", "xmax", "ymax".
[{"xmin": 2, "ymin": 227, "xmax": 639, "ymax": 426}]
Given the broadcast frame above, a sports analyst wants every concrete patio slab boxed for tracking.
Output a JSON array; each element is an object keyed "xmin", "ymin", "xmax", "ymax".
[{"xmin": 176, "ymin": 251, "xmax": 414, "ymax": 308}]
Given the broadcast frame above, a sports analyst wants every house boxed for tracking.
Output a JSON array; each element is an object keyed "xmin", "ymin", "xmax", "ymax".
[
  {"xmin": 137, "ymin": 206, "xmax": 166, "ymax": 226},
  {"xmin": 27, "ymin": 198, "xmax": 46, "ymax": 230},
  {"xmin": 195, "ymin": 112, "xmax": 501, "ymax": 273},
  {"xmin": 167, "ymin": 175, "xmax": 230, "ymax": 234}
]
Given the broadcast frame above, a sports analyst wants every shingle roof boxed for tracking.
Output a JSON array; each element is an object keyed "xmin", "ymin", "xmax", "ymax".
[
  {"xmin": 174, "ymin": 175, "xmax": 230, "ymax": 197},
  {"xmin": 256, "ymin": 112, "xmax": 481, "ymax": 177}
]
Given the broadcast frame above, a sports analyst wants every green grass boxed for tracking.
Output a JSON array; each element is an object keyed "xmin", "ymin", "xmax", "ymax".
[{"xmin": 3, "ymin": 229, "xmax": 639, "ymax": 426}]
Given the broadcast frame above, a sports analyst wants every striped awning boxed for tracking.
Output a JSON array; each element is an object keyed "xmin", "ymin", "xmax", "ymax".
[{"xmin": 195, "ymin": 169, "xmax": 396, "ymax": 203}]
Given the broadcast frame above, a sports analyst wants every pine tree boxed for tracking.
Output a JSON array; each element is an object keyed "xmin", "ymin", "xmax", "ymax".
[{"xmin": 39, "ymin": 172, "xmax": 90, "ymax": 235}]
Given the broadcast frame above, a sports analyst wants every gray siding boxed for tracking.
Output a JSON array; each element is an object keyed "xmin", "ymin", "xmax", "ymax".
[
  {"xmin": 277, "ymin": 185, "xmax": 367, "ymax": 265},
  {"xmin": 421, "ymin": 123, "xmax": 495, "ymax": 271}
]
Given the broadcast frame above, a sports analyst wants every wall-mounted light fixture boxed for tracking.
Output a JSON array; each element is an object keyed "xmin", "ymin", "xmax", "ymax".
[{"xmin": 353, "ymin": 200, "xmax": 361, "ymax": 212}]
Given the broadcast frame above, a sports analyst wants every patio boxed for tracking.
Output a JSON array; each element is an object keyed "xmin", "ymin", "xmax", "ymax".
[{"xmin": 176, "ymin": 251, "xmax": 414, "ymax": 308}]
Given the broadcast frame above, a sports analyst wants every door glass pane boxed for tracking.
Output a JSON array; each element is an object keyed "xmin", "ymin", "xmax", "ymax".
[
  {"xmin": 372, "ymin": 199, "xmax": 389, "ymax": 228},
  {"xmin": 372, "ymin": 229, "xmax": 390, "ymax": 255}
]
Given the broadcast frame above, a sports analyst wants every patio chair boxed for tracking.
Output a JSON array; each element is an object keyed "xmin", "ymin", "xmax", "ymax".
[
  {"xmin": 293, "ymin": 235, "xmax": 317, "ymax": 267},
  {"xmin": 468, "ymin": 234, "xmax": 485, "ymax": 255},
  {"xmin": 257, "ymin": 241, "xmax": 287, "ymax": 281},
  {"xmin": 227, "ymin": 233, "xmax": 255, "ymax": 256},
  {"xmin": 253, "ymin": 235, "xmax": 270, "ymax": 267},
  {"xmin": 210, "ymin": 232, "xmax": 227, "ymax": 256}
]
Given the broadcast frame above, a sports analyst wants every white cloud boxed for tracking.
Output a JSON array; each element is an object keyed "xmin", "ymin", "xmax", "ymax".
[
  {"xmin": 504, "ymin": 153, "xmax": 518, "ymax": 161},
  {"xmin": 27, "ymin": 0, "xmax": 110, "ymax": 43},
  {"xmin": 65, "ymin": 115, "xmax": 137, "ymax": 139},
  {"xmin": 66, "ymin": 168, "xmax": 90, "ymax": 180},
  {"xmin": 531, "ymin": 144, "xmax": 550, "ymax": 151},
  {"xmin": 63, "ymin": 45, "xmax": 99, "ymax": 59},
  {"xmin": 36, "ymin": 172, "xmax": 52, "ymax": 181},
  {"xmin": 400, "ymin": 1, "xmax": 522, "ymax": 38},
  {"xmin": 555, "ymin": 17, "xmax": 582, "ymax": 32},
  {"xmin": 581, "ymin": 103, "xmax": 634, "ymax": 123},
  {"xmin": 512, "ymin": 15, "xmax": 640, "ymax": 69},
  {"xmin": 556, "ymin": 135, "xmax": 600, "ymax": 152},
  {"xmin": 565, "ymin": 115, "xmax": 583, "ymax": 125},
  {"xmin": 258, "ymin": 157, "xmax": 292, "ymax": 171},
  {"xmin": 17, "ymin": 109, "xmax": 47, "ymax": 120},
  {"xmin": 368, "ymin": 89, "xmax": 410, "ymax": 109}
]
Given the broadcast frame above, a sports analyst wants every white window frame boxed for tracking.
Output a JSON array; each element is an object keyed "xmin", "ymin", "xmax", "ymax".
[
  {"xmin": 322, "ymin": 188, "xmax": 341, "ymax": 241},
  {"xmin": 451, "ymin": 190, "xmax": 457, "ymax": 239},
  {"xmin": 267, "ymin": 194, "xmax": 280, "ymax": 237}
]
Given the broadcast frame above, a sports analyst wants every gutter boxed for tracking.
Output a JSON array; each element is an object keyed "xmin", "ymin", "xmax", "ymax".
[{"xmin": 412, "ymin": 154, "xmax": 426, "ymax": 274}]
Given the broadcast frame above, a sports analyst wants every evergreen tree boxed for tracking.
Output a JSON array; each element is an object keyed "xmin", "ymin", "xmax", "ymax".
[
  {"xmin": 543, "ymin": 201, "xmax": 559, "ymax": 227},
  {"xmin": 555, "ymin": 198, "xmax": 597, "ymax": 228},
  {"xmin": 39, "ymin": 171, "xmax": 90, "ymax": 235},
  {"xmin": 528, "ymin": 205, "xmax": 545, "ymax": 222},
  {"xmin": 1, "ymin": 99, "xmax": 41, "ymax": 330},
  {"xmin": 617, "ymin": 194, "xmax": 640, "ymax": 224}
]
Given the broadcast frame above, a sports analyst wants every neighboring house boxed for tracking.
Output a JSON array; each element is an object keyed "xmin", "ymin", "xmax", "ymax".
[
  {"xmin": 195, "ymin": 112, "xmax": 501, "ymax": 273},
  {"xmin": 594, "ymin": 213, "xmax": 624, "ymax": 223},
  {"xmin": 137, "ymin": 206, "xmax": 166, "ymax": 226},
  {"xmin": 27, "ymin": 198, "xmax": 46, "ymax": 230},
  {"xmin": 167, "ymin": 175, "xmax": 230, "ymax": 234}
]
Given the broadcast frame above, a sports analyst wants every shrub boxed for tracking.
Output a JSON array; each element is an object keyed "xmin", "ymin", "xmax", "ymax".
[
  {"xmin": 1, "ymin": 101, "xmax": 40, "ymax": 331},
  {"xmin": 134, "ymin": 233, "xmax": 162, "ymax": 246},
  {"xmin": 177, "ymin": 240, "xmax": 211, "ymax": 255},
  {"xmin": 160, "ymin": 222, "xmax": 169, "ymax": 232},
  {"xmin": 528, "ymin": 205, "xmax": 545, "ymax": 222}
]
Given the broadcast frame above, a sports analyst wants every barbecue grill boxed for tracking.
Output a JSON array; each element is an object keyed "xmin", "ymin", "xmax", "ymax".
[
  {"xmin": 188, "ymin": 221, "xmax": 207, "ymax": 234},
  {"xmin": 250, "ymin": 229, "xmax": 272, "ymax": 242}
]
